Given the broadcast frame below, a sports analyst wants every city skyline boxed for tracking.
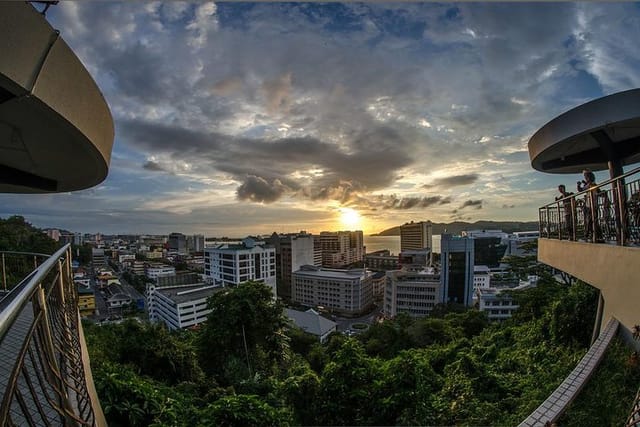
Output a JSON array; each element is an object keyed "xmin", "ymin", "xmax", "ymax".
[{"xmin": 1, "ymin": 2, "xmax": 639, "ymax": 235}]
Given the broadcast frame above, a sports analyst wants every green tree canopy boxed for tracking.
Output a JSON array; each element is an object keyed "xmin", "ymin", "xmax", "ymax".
[{"xmin": 197, "ymin": 281, "xmax": 289, "ymax": 383}]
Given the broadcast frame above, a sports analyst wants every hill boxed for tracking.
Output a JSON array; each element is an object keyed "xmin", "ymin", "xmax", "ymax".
[{"xmin": 371, "ymin": 220, "xmax": 539, "ymax": 236}]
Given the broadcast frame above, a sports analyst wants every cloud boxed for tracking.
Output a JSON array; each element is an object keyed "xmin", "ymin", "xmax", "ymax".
[
  {"xmin": 119, "ymin": 119, "xmax": 417, "ymax": 204},
  {"xmin": 459, "ymin": 199, "xmax": 483, "ymax": 210},
  {"xmin": 212, "ymin": 77, "xmax": 243, "ymax": 96},
  {"xmin": 262, "ymin": 72, "xmax": 293, "ymax": 114},
  {"xmin": 236, "ymin": 175, "xmax": 288, "ymax": 203},
  {"xmin": 25, "ymin": 2, "xmax": 636, "ymax": 235},
  {"xmin": 423, "ymin": 173, "xmax": 479, "ymax": 188},
  {"xmin": 502, "ymin": 204, "xmax": 516, "ymax": 209},
  {"xmin": 143, "ymin": 161, "xmax": 166, "ymax": 172}
]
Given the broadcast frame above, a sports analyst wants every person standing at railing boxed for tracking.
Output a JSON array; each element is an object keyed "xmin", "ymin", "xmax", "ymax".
[
  {"xmin": 556, "ymin": 184, "xmax": 575, "ymax": 239},
  {"xmin": 577, "ymin": 169, "xmax": 601, "ymax": 241}
]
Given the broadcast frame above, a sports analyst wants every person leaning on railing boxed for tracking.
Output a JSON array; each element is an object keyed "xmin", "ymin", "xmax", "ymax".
[
  {"xmin": 555, "ymin": 184, "xmax": 575, "ymax": 239},
  {"xmin": 577, "ymin": 169, "xmax": 602, "ymax": 241}
]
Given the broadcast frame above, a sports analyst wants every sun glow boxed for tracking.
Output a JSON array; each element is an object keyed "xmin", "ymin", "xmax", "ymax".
[{"xmin": 339, "ymin": 207, "xmax": 361, "ymax": 229}]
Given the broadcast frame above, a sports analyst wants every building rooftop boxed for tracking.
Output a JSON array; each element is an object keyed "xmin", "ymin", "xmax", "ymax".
[
  {"xmin": 156, "ymin": 284, "xmax": 221, "ymax": 304},
  {"xmin": 285, "ymin": 308, "xmax": 337, "ymax": 337},
  {"xmin": 294, "ymin": 265, "xmax": 369, "ymax": 279}
]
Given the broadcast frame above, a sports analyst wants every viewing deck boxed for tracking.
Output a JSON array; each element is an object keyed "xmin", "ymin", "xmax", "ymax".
[{"xmin": 0, "ymin": 245, "xmax": 105, "ymax": 426}]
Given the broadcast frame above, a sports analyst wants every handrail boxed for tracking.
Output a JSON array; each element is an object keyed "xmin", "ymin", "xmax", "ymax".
[
  {"xmin": 539, "ymin": 167, "xmax": 640, "ymax": 245},
  {"xmin": 0, "ymin": 243, "xmax": 105, "ymax": 426},
  {"xmin": 0, "ymin": 244, "xmax": 69, "ymax": 339}
]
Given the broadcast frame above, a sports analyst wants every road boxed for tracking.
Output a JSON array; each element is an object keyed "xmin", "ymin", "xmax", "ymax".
[{"xmin": 334, "ymin": 303, "xmax": 384, "ymax": 333}]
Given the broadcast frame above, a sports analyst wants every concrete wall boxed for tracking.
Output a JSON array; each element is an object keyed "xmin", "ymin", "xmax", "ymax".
[{"xmin": 538, "ymin": 238, "xmax": 640, "ymax": 333}]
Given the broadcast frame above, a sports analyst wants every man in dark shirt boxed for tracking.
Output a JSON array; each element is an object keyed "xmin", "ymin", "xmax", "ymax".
[{"xmin": 556, "ymin": 184, "xmax": 575, "ymax": 239}]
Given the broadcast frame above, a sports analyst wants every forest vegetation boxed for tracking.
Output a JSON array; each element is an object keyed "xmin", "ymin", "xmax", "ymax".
[{"xmin": 83, "ymin": 278, "xmax": 640, "ymax": 426}]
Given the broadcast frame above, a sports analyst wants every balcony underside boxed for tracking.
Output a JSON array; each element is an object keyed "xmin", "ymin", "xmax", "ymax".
[
  {"xmin": 538, "ymin": 238, "xmax": 640, "ymax": 332},
  {"xmin": 0, "ymin": 2, "xmax": 114, "ymax": 193}
]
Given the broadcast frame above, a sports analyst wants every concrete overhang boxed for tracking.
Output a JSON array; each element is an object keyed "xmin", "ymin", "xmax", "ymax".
[
  {"xmin": 0, "ymin": 2, "xmax": 114, "ymax": 193},
  {"xmin": 529, "ymin": 88, "xmax": 640, "ymax": 174}
]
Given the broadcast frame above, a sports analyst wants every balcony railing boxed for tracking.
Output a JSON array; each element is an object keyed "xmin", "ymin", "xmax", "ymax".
[
  {"xmin": 539, "ymin": 166, "xmax": 640, "ymax": 246},
  {"xmin": 0, "ymin": 244, "xmax": 105, "ymax": 426}
]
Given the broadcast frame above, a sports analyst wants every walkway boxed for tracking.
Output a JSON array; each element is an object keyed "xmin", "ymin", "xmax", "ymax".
[{"xmin": 518, "ymin": 317, "xmax": 620, "ymax": 426}]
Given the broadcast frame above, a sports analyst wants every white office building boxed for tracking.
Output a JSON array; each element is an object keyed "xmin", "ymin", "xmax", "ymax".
[
  {"xmin": 292, "ymin": 266, "xmax": 373, "ymax": 315},
  {"xmin": 204, "ymin": 237, "xmax": 277, "ymax": 298},
  {"xmin": 505, "ymin": 231, "xmax": 539, "ymax": 257},
  {"xmin": 384, "ymin": 267, "xmax": 441, "ymax": 318},
  {"xmin": 473, "ymin": 265, "xmax": 491, "ymax": 291},
  {"xmin": 476, "ymin": 283, "xmax": 533, "ymax": 322},
  {"xmin": 147, "ymin": 283, "xmax": 220, "ymax": 330},
  {"xmin": 146, "ymin": 264, "xmax": 176, "ymax": 281}
]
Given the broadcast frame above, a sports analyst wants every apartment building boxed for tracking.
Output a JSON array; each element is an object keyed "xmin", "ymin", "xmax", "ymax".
[
  {"xmin": 267, "ymin": 232, "xmax": 318, "ymax": 300},
  {"xmin": 77, "ymin": 286, "xmax": 96, "ymax": 317},
  {"xmin": 145, "ymin": 264, "xmax": 176, "ymax": 281},
  {"xmin": 400, "ymin": 221, "xmax": 433, "ymax": 252},
  {"xmin": 204, "ymin": 237, "xmax": 277, "ymax": 298},
  {"xmin": 365, "ymin": 250, "xmax": 400, "ymax": 271},
  {"xmin": 476, "ymin": 284, "xmax": 533, "ymax": 322},
  {"xmin": 317, "ymin": 230, "xmax": 365, "ymax": 268},
  {"xmin": 473, "ymin": 265, "xmax": 491, "ymax": 291},
  {"xmin": 148, "ymin": 283, "xmax": 220, "ymax": 330},
  {"xmin": 384, "ymin": 267, "xmax": 441, "ymax": 318},
  {"xmin": 292, "ymin": 265, "xmax": 373, "ymax": 315}
]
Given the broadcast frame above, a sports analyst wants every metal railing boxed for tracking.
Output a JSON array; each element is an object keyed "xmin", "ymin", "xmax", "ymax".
[
  {"xmin": 0, "ymin": 244, "xmax": 105, "ymax": 426},
  {"xmin": 626, "ymin": 387, "xmax": 640, "ymax": 427},
  {"xmin": 539, "ymin": 166, "xmax": 640, "ymax": 246}
]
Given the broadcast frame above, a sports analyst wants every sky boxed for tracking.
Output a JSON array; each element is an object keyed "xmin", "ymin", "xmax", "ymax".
[{"xmin": 2, "ymin": 2, "xmax": 640, "ymax": 236}]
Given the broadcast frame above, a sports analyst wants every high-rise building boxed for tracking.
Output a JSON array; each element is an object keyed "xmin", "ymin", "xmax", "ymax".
[
  {"xmin": 384, "ymin": 267, "xmax": 441, "ymax": 318},
  {"xmin": 168, "ymin": 232, "xmax": 187, "ymax": 255},
  {"xmin": 292, "ymin": 265, "xmax": 373, "ymax": 315},
  {"xmin": 186, "ymin": 234, "xmax": 205, "ymax": 253},
  {"xmin": 317, "ymin": 230, "xmax": 364, "ymax": 268},
  {"xmin": 267, "ymin": 232, "xmax": 317, "ymax": 300},
  {"xmin": 91, "ymin": 248, "xmax": 105, "ymax": 268},
  {"xmin": 204, "ymin": 237, "xmax": 277, "ymax": 298},
  {"xmin": 440, "ymin": 234, "xmax": 474, "ymax": 306},
  {"xmin": 463, "ymin": 230, "xmax": 508, "ymax": 268},
  {"xmin": 400, "ymin": 221, "xmax": 433, "ymax": 252}
]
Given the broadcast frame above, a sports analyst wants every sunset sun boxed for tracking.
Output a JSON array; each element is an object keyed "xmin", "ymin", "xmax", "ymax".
[{"xmin": 339, "ymin": 207, "xmax": 361, "ymax": 229}]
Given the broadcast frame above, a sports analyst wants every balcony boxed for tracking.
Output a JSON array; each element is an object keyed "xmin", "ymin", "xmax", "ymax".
[
  {"xmin": 530, "ymin": 87, "xmax": 640, "ymax": 337},
  {"xmin": 0, "ymin": 244, "xmax": 105, "ymax": 426},
  {"xmin": 0, "ymin": 2, "xmax": 114, "ymax": 193},
  {"xmin": 523, "ymin": 88, "xmax": 640, "ymax": 425}
]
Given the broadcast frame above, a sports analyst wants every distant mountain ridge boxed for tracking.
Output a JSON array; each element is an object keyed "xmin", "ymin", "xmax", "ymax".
[{"xmin": 371, "ymin": 220, "xmax": 539, "ymax": 236}]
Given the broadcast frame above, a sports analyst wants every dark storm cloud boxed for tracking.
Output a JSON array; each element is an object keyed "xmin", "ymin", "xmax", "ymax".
[
  {"xmin": 119, "ymin": 119, "xmax": 417, "ymax": 203},
  {"xmin": 143, "ymin": 161, "xmax": 166, "ymax": 172},
  {"xmin": 351, "ymin": 194, "xmax": 452, "ymax": 210},
  {"xmin": 423, "ymin": 173, "xmax": 479, "ymax": 189},
  {"xmin": 236, "ymin": 176, "xmax": 288, "ymax": 203},
  {"xmin": 459, "ymin": 199, "xmax": 483, "ymax": 210}
]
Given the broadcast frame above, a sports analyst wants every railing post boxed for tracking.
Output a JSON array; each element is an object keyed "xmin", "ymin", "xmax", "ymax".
[
  {"xmin": 2, "ymin": 253, "xmax": 6, "ymax": 291},
  {"xmin": 617, "ymin": 177, "xmax": 628, "ymax": 246},
  {"xmin": 570, "ymin": 197, "xmax": 577, "ymax": 241}
]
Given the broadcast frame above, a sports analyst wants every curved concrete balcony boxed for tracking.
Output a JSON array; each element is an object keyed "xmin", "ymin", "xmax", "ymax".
[
  {"xmin": 0, "ymin": 2, "xmax": 114, "ymax": 193},
  {"xmin": 529, "ymin": 88, "xmax": 640, "ymax": 175},
  {"xmin": 530, "ymin": 91, "xmax": 640, "ymax": 335}
]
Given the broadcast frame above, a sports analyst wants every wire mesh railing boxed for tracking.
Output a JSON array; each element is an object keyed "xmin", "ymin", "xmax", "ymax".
[
  {"xmin": 539, "ymin": 166, "xmax": 640, "ymax": 246},
  {"xmin": 0, "ymin": 244, "xmax": 104, "ymax": 426}
]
